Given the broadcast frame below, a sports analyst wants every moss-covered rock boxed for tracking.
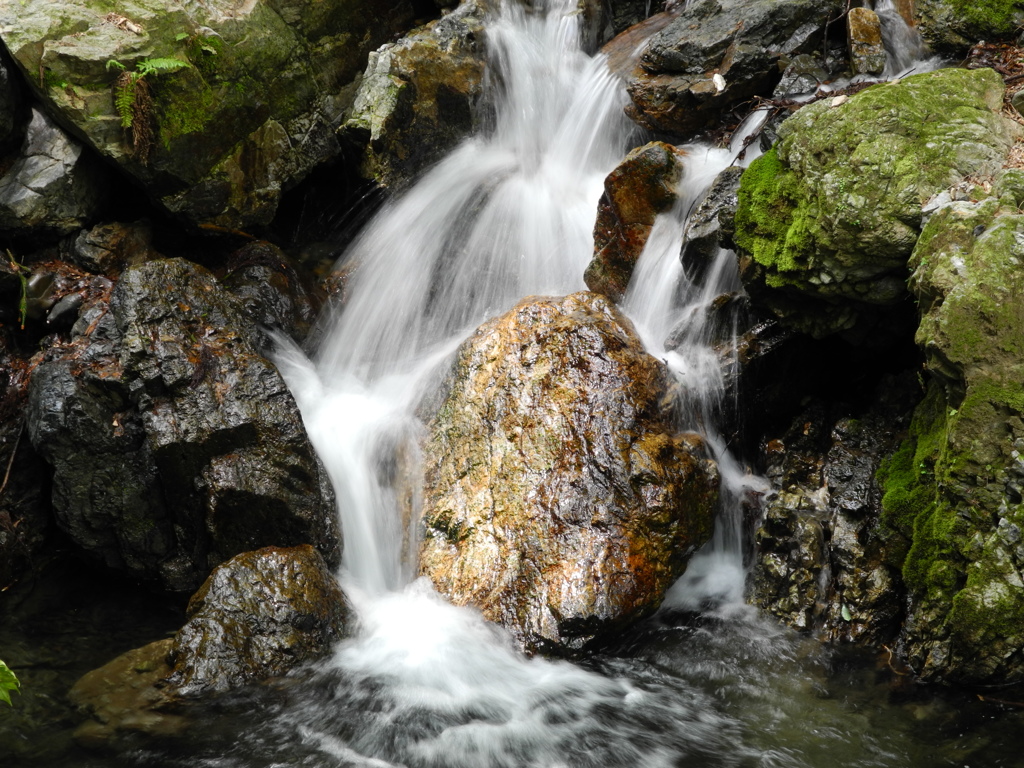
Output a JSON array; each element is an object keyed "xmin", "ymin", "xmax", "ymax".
[
  {"xmin": 734, "ymin": 67, "xmax": 1019, "ymax": 340},
  {"xmin": 419, "ymin": 292, "xmax": 719, "ymax": 654},
  {"xmin": 877, "ymin": 184, "xmax": 1024, "ymax": 684},
  {"xmin": 0, "ymin": 0, "xmax": 414, "ymax": 230},
  {"xmin": 916, "ymin": 0, "xmax": 1024, "ymax": 56}
]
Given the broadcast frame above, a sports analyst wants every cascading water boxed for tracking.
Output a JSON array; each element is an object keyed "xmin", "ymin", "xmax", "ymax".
[{"xmin": 262, "ymin": 2, "xmax": 935, "ymax": 766}]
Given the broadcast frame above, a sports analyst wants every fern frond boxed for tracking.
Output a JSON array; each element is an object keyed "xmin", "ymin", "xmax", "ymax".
[
  {"xmin": 113, "ymin": 71, "xmax": 138, "ymax": 128},
  {"xmin": 135, "ymin": 57, "xmax": 191, "ymax": 77}
]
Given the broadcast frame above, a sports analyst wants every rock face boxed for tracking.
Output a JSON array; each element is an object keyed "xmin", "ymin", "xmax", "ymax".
[
  {"xmin": 0, "ymin": 108, "xmax": 106, "ymax": 236},
  {"xmin": 26, "ymin": 258, "xmax": 339, "ymax": 592},
  {"xmin": 70, "ymin": 546, "xmax": 351, "ymax": 745},
  {"xmin": 419, "ymin": 292, "xmax": 719, "ymax": 654},
  {"xmin": 625, "ymin": 0, "xmax": 843, "ymax": 137},
  {"xmin": 915, "ymin": 0, "xmax": 1024, "ymax": 55},
  {"xmin": 0, "ymin": 0, "xmax": 414, "ymax": 230},
  {"xmin": 585, "ymin": 142, "xmax": 685, "ymax": 302},
  {"xmin": 341, "ymin": 0, "xmax": 487, "ymax": 188},
  {"xmin": 169, "ymin": 545, "xmax": 352, "ymax": 696},
  {"xmin": 680, "ymin": 165, "xmax": 742, "ymax": 282},
  {"xmin": 877, "ymin": 182, "xmax": 1024, "ymax": 685},
  {"xmin": 751, "ymin": 378, "xmax": 917, "ymax": 646},
  {"xmin": 733, "ymin": 67, "xmax": 1019, "ymax": 340}
]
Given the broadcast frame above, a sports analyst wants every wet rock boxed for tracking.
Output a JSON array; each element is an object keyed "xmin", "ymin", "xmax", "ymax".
[
  {"xmin": 221, "ymin": 241, "xmax": 324, "ymax": 345},
  {"xmin": 773, "ymin": 54, "xmax": 829, "ymax": 98},
  {"xmin": 26, "ymin": 258, "xmax": 339, "ymax": 592},
  {"xmin": 62, "ymin": 221, "xmax": 159, "ymax": 276},
  {"xmin": 680, "ymin": 165, "xmax": 742, "ymax": 283},
  {"xmin": 341, "ymin": 0, "xmax": 486, "ymax": 188},
  {"xmin": 751, "ymin": 376, "xmax": 917, "ymax": 646},
  {"xmin": 585, "ymin": 142, "xmax": 685, "ymax": 302},
  {"xmin": 848, "ymin": 7, "xmax": 886, "ymax": 76},
  {"xmin": 420, "ymin": 292, "xmax": 719, "ymax": 654},
  {"xmin": 915, "ymin": 0, "xmax": 1024, "ymax": 56},
  {"xmin": 877, "ymin": 186, "xmax": 1024, "ymax": 685},
  {"xmin": 0, "ymin": 54, "xmax": 22, "ymax": 150},
  {"xmin": 169, "ymin": 545, "xmax": 352, "ymax": 697},
  {"xmin": 733, "ymin": 67, "xmax": 1019, "ymax": 341},
  {"xmin": 0, "ymin": 0, "xmax": 415, "ymax": 231},
  {"xmin": 605, "ymin": 0, "xmax": 660, "ymax": 39},
  {"xmin": 625, "ymin": 0, "xmax": 843, "ymax": 137},
  {"xmin": 0, "ymin": 109, "xmax": 106, "ymax": 237}
]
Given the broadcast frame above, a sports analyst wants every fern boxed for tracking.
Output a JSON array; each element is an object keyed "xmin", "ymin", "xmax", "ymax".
[
  {"xmin": 113, "ymin": 70, "xmax": 139, "ymax": 128},
  {"xmin": 135, "ymin": 57, "xmax": 191, "ymax": 77},
  {"xmin": 107, "ymin": 56, "xmax": 191, "ymax": 162}
]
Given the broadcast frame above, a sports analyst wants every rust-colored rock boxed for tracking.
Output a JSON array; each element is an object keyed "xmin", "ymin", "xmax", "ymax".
[
  {"xmin": 419, "ymin": 292, "xmax": 719, "ymax": 653},
  {"xmin": 584, "ymin": 142, "xmax": 685, "ymax": 302},
  {"xmin": 848, "ymin": 7, "xmax": 886, "ymax": 75}
]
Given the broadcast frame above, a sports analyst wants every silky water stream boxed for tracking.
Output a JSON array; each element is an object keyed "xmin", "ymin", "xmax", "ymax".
[{"xmin": 47, "ymin": 2, "xmax": 1019, "ymax": 766}]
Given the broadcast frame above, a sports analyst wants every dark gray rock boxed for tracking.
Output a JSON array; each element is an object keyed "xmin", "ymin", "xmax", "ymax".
[
  {"xmin": 63, "ymin": 221, "xmax": 159, "ymax": 276},
  {"xmin": 680, "ymin": 165, "xmax": 742, "ymax": 282},
  {"xmin": 0, "ymin": 54, "xmax": 22, "ymax": 150},
  {"xmin": 773, "ymin": 53, "xmax": 828, "ymax": 98},
  {"xmin": 0, "ymin": 109, "xmax": 106, "ymax": 236},
  {"xmin": 169, "ymin": 545, "xmax": 353, "ymax": 697},
  {"xmin": 626, "ymin": 0, "xmax": 843, "ymax": 136},
  {"xmin": 27, "ymin": 258, "xmax": 339, "ymax": 592}
]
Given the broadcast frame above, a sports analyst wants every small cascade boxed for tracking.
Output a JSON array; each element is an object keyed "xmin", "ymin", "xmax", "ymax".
[{"xmin": 875, "ymin": 0, "xmax": 931, "ymax": 77}]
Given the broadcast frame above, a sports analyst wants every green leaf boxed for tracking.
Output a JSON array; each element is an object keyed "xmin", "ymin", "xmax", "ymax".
[
  {"xmin": 135, "ymin": 57, "xmax": 191, "ymax": 78},
  {"xmin": 174, "ymin": 32, "xmax": 190, "ymax": 41},
  {"xmin": 841, "ymin": 603, "xmax": 853, "ymax": 622},
  {"xmin": 106, "ymin": 58, "xmax": 127, "ymax": 72},
  {"xmin": 0, "ymin": 659, "xmax": 20, "ymax": 706}
]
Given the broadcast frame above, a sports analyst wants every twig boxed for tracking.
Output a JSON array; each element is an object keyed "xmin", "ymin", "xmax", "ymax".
[
  {"xmin": 882, "ymin": 644, "xmax": 910, "ymax": 676},
  {"xmin": 0, "ymin": 422, "xmax": 23, "ymax": 499},
  {"xmin": 977, "ymin": 694, "xmax": 1024, "ymax": 708}
]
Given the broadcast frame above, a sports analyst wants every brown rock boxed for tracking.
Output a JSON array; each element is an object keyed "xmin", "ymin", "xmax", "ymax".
[
  {"xmin": 584, "ymin": 142, "xmax": 685, "ymax": 302},
  {"xmin": 419, "ymin": 292, "xmax": 719, "ymax": 653},
  {"xmin": 848, "ymin": 7, "xmax": 887, "ymax": 75}
]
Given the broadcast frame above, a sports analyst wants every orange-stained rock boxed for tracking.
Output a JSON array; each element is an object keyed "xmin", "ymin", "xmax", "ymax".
[{"xmin": 419, "ymin": 292, "xmax": 718, "ymax": 654}]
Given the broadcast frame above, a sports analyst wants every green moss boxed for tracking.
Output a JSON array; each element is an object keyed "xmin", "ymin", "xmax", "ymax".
[
  {"xmin": 948, "ymin": 0, "xmax": 1024, "ymax": 37},
  {"xmin": 734, "ymin": 147, "xmax": 817, "ymax": 277}
]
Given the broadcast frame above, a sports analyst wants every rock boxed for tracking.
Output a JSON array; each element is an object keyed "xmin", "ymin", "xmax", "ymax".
[
  {"xmin": 221, "ymin": 241, "xmax": 324, "ymax": 345},
  {"xmin": 773, "ymin": 53, "xmax": 829, "ymax": 98},
  {"xmin": 625, "ymin": 0, "xmax": 843, "ymax": 137},
  {"xmin": 876, "ymin": 185, "xmax": 1024, "ymax": 685},
  {"xmin": 68, "ymin": 639, "xmax": 184, "ymax": 749},
  {"xmin": 69, "ymin": 546, "xmax": 351, "ymax": 746},
  {"xmin": 0, "ymin": 54, "xmax": 22, "ymax": 150},
  {"xmin": 733, "ymin": 67, "xmax": 1020, "ymax": 340},
  {"xmin": 847, "ymin": 7, "xmax": 886, "ymax": 76},
  {"xmin": 26, "ymin": 258, "xmax": 339, "ymax": 592},
  {"xmin": 915, "ymin": 0, "xmax": 1024, "ymax": 56},
  {"xmin": 680, "ymin": 165, "xmax": 742, "ymax": 282},
  {"xmin": 605, "ymin": 0, "xmax": 661, "ymax": 39},
  {"xmin": 751, "ymin": 376, "xmax": 917, "ymax": 646},
  {"xmin": 419, "ymin": 292, "xmax": 719, "ymax": 654},
  {"xmin": 340, "ymin": 0, "xmax": 486, "ymax": 188},
  {"xmin": 168, "ymin": 546, "xmax": 352, "ymax": 697},
  {"xmin": 62, "ymin": 220, "xmax": 159, "ymax": 276},
  {"xmin": 584, "ymin": 142, "xmax": 685, "ymax": 302},
  {"xmin": 0, "ymin": 108, "xmax": 106, "ymax": 237},
  {"xmin": 0, "ymin": 0, "xmax": 415, "ymax": 231}
]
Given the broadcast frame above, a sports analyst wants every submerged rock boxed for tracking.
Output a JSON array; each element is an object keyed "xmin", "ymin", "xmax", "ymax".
[
  {"xmin": 877, "ymin": 185, "xmax": 1024, "ymax": 685},
  {"xmin": 340, "ymin": 0, "xmax": 487, "ymax": 188},
  {"xmin": 420, "ymin": 292, "xmax": 719, "ymax": 654},
  {"xmin": 0, "ymin": 0, "xmax": 415, "ymax": 230},
  {"xmin": 585, "ymin": 141, "xmax": 685, "ymax": 302},
  {"xmin": 26, "ymin": 258, "xmax": 339, "ymax": 592},
  {"xmin": 733, "ymin": 67, "xmax": 1019, "ymax": 340},
  {"xmin": 0, "ymin": 108, "xmax": 106, "ymax": 237},
  {"xmin": 625, "ymin": 0, "xmax": 843, "ymax": 137}
]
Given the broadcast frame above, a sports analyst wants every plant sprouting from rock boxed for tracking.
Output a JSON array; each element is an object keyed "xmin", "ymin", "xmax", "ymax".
[
  {"xmin": 107, "ymin": 57, "xmax": 192, "ymax": 164},
  {"xmin": 0, "ymin": 658, "xmax": 19, "ymax": 706}
]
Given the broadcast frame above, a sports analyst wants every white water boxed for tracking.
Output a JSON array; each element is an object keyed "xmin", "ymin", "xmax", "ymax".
[{"xmin": 269, "ymin": 1, "xmax": 940, "ymax": 765}]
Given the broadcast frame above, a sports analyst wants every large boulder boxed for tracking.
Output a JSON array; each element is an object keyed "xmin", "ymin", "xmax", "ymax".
[
  {"xmin": 733, "ymin": 67, "xmax": 1019, "ymax": 340},
  {"xmin": 0, "ymin": 108, "xmax": 106, "ymax": 237},
  {"xmin": 625, "ymin": 0, "xmax": 843, "ymax": 137},
  {"xmin": 341, "ymin": 0, "xmax": 487, "ymax": 188},
  {"xmin": 0, "ymin": 0, "xmax": 415, "ymax": 230},
  {"xmin": 419, "ymin": 292, "xmax": 719, "ymax": 654},
  {"xmin": 877, "ymin": 182, "xmax": 1024, "ymax": 685},
  {"xmin": 584, "ymin": 141, "xmax": 685, "ymax": 302},
  {"xmin": 26, "ymin": 258, "xmax": 339, "ymax": 592}
]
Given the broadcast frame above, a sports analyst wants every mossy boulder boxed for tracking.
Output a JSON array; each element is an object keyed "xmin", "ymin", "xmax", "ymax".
[
  {"xmin": 915, "ymin": 0, "xmax": 1024, "ymax": 56},
  {"xmin": 878, "ymin": 185, "xmax": 1024, "ymax": 684},
  {"xmin": 734, "ymin": 67, "xmax": 1019, "ymax": 340},
  {"xmin": 0, "ymin": 0, "xmax": 414, "ymax": 230},
  {"xmin": 419, "ymin": 292, "xmax": 719, "ymax": 654}
]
